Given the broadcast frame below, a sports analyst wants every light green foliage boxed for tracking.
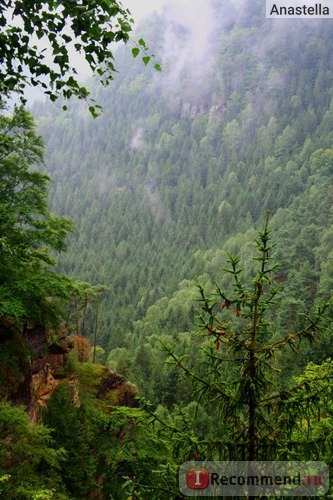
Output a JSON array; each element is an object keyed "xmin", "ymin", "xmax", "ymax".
[{"xmin": 289, "ymin": 359, "xmax": 333, "ymax": 462}]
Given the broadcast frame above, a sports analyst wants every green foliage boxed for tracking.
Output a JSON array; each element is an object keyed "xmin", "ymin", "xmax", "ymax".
[
  {"xmin": 43, "ymin": 383, "xmax": 97, "ymax": 498},
  {"xmin": 118, "ymin": 223, "xmax": 331, "ymax": 498},
  {"xmin": 0, "ymin": 1, "xmax": 161, "ymax": 114},
  {"xmin": 42, "ymin": 363, "xmax": 176, "ymax": 499},
  {"xmin": 0, "ymin": 5, "xmax": 329, "ymax": 498},
  {"xmin": 161, "ymin": 220, "xmax": 331, "ymax": 466},
  {"xmin": 0, "ymin": 329, "xmax": 27, "ymax": 399},
  {"xmin": 34, "ymin": 9, "xmax": 333, "ymax": 367},
  {"xmin": 99, "ymin": 406, "xmax": 173, "ymax": 498},
  {"xmin": 0, "ymin": 400, "xmax": 66, "ymax": 499},
  {"xmin": 0, "ymin": 106, "xmax": 76, "ymax": 325},
  {"xmin": 0, "ymin": 0, "xmax": 133, "ymax": 112},
  {"xmin": 291, "ymin": 359, "xmax": 333, "ymax": 464}
]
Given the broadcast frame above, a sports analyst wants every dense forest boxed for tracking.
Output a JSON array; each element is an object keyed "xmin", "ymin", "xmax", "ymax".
[
  {"xmin": 35, "ymin": 0, "xmax": 333, "ymax": 389},
  {"xmin": 1, "ymin": 0, "xmax": 333, "ymax": 498}
]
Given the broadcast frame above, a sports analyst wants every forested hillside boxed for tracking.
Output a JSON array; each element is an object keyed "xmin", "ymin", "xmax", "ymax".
[
  {"xmin": 34, "ymin": 0, "xmax": 333, "ymax": 388},
  {"xmin": 1, "ymin": 0, "xmax": 333, "ymax": 497}
]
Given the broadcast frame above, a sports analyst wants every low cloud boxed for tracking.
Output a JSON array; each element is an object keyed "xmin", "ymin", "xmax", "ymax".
[
  {"xmin": 130, "ymin": 127, "xmax": 145, "ymax": 151},
  {"xmin": 161, "ymin": 0, "xmax": 216, "ymax": 85}
]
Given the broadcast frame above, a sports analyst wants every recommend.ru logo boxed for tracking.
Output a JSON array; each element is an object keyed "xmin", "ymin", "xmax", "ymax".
[{"xmin": 179, "ymin": 461, "xmax": 329, "ymax": 497}]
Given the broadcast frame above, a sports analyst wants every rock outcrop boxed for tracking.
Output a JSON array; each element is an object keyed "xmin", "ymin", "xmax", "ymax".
[
  {"xmin": 97, "ymin": 369, "xmax": 138, "ymax": 407},
  {"xmin": 0, "ymin": 319, "xmax": 137, "ymax": 422}
]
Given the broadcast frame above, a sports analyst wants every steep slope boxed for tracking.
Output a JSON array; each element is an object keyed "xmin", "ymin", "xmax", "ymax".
[{"xmin": 34, "ymin": 0, "xmax": 333, "ymax": 355}]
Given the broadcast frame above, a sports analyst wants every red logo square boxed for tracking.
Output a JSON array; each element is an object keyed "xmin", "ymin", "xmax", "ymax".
[{"xmin": 186, "ymin": 467, "xmax": 210, "ymax": 489}]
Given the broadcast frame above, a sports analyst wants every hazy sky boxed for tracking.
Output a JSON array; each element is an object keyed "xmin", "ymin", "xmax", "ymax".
[{"xmin": 123, "ymin": 0, "xmax": 166, "ymax": 22}]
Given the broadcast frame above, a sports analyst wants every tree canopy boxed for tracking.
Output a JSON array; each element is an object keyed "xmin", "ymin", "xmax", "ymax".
[{"xmin": 0, "ymin": 106, "xmax": 76, "ymax": 323}]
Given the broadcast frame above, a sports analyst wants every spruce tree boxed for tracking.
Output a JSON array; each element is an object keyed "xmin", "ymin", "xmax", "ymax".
[{"xmin": 161, "ymin": 214, "xmax": 332, "ymax": 497}]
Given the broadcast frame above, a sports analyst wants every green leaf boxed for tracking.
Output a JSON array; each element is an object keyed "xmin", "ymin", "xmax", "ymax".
[
  {"xmin": 88, "ymin": 106, "xmax": 100, "ymax": 118},
  {"xmin": 142, "ymin": 55, "xmax": 150, "ymax": 66},
  {"xmin": 138, "ymin": 38, "xmax": 147, "ymax": 49},
  {"xmin": 131, "ymin": 47, "xmax": 140, "ymax": 58}
]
